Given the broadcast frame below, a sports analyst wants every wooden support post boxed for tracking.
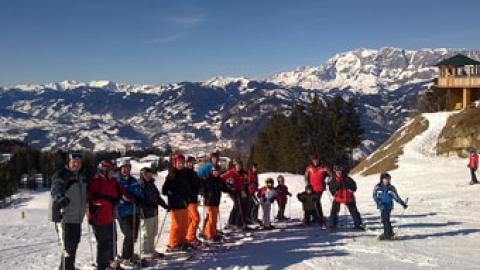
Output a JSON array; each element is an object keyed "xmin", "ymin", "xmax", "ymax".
[{"xmin": 463, "ymin": 88, "xmax": 471, "ymax": 109}]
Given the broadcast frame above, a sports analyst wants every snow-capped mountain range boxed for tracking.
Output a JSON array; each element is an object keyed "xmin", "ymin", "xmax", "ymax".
[{"xmin": 1, "ymin": 47, "xmax": 479, "ymax": 156}]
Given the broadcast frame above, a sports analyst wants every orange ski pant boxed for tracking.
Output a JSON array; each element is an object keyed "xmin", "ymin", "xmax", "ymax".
[
  {"xmin": 186, "ymin": 203, "xmax": 200, "ymax": 242},
  {"xmin": 168, "ymin": 208, "xmax": 189, "ymax": 248},
  {"xmin": 203, "ymin": 206, "xmax": 219, "ymax": 239}
]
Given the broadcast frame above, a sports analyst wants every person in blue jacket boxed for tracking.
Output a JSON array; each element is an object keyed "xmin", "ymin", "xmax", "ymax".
[
  {"xmin": 197, "ymin": 152, "xmax": 221, "ymax": 179},
  {"xmin": 373, "ymin": 172, "xmax": 408, "ymax": 240},
  {"xmin": 116, "ymin": 160, "xmax": 144, "ymax": 266}
]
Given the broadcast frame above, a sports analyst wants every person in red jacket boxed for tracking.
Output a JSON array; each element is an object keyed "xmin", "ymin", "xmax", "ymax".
[
  {"xmin": 246, "ymin": 163, "xmax": 260, "ymax": 225},
  {"xmin": 275, "ymin": 175, "xmax": 292, "ymax": 221},
  {"xmin": 304, "ymin": 155, "xmax": 331, "ymax": 227},
  {"xmin": 327, "ymin": 164, "xmax": 364, "ymax": 231},
  {"xmin": 468, "ymin": 148, "xmax": 479, "ymax": 185},
  {"xmin": 222, "ymin": 160, "xmax": 249, "ymax": 229},
  {"xmin": 88, "ymin": 160, "xmax": 132, "ymax": 270}
]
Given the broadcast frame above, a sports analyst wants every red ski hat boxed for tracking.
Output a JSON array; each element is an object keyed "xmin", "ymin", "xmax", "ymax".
[{"xmin": 172, "ymin": 152, "xmax": 185, "ymax": 167}]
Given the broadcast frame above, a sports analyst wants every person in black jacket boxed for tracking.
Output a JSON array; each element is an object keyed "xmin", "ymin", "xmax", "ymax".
[
  {"xmin": 199, "ymin": 165, "xmax": 236, "ymax": 241},
  {"xmin": 162, "ymin": 153, "xmax": 192, "ymax": 252},
  {"xmin": 297, "ymin": 185, "xmax": 322, "ymax": 226},
  {"xmin": 185, "ymin": 156, "xmax": 201, "ymax": 245},
  {"xmin": 139, "ymin": 167, "xmax": 169, "ymax": 259}
]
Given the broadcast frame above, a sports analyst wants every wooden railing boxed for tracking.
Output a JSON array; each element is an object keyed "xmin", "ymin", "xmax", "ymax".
[{"xmin": 436, "ymin": 76, "xmax": 480, "ymax": 88}]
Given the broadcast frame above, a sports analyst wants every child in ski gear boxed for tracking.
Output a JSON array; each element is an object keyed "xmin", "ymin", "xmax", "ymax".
[
  {"xmin": 373, "ymin": 172, "xmax": 408, "ymax": 240},
  {"xmin": 257, "ymin": 178, "xmax": 277, "ymax": 229},
  {"xmin": 139, "ymin": 167, "xmax": 169, "ymax": 258},
  {"xmin": 200, "ymin": 165, "xmax": 236, "ymax": 241},
  {"xmin": 88, "ymin": 160, "xmax": 132, "ymax": 270},
  {"xmin": 185, "ymin": 156, "xmax": 202, "ymax": 246},
  {"xmin": 222, "ymin": 160, "xmax": 249, "ymax": 228},
  {"xmin": 304, "ymin": 155, "xmax": 330, "ymax": 226},
  {"xmin": 275, "ymin": 175, "xmax": 292, "ymax": 221},
  {"xmin": 328, "ymin": 165, "xmax": 364, "ymax": 230},
  {"xmin": 49, "ymin": 152, "xmax": 87, "ymax": 270},
  {"xmin": 197, "ymin": 152, "xmax": 220, "ymax": 179},
  {"xmin": 297, "ymin": 185, "xmax": 322, "ymax": 225},
  {"xmin": 116, "ymin": 159, "xmax": 144, "ymax": 264},
  {"xmin": 468, "ymin": 148, "xmax": 478, "ymax": 185},
  {"xmin": 162, "ymin": 153, "xmax": 191, "ymax": 252},
  {"xmin": 247, "ymin": 163, "xmax": 260, "ymax": 224}
]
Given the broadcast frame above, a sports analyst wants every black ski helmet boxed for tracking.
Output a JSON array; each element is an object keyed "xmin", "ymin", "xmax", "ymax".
[{"xmin": 380, "ymin": 172, "xmax": 391, "ymax": 182}]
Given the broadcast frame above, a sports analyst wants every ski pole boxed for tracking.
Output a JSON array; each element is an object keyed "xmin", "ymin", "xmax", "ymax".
[
  {"xmin": 395, "ymin": 198, "xmax": 409, "ymax": 237},
  {"xmin": 86, "ymin": 220, "xmax": 95, "ymax": 267},
  {"xmin": 155, "ymin": 210, "xmax": 169, "ymax": 247}
]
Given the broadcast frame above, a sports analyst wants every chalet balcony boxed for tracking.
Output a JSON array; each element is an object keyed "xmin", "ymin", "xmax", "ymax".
[{"xmin": 435, "ymin": 76, "xmax": 480, "ymax": 89}]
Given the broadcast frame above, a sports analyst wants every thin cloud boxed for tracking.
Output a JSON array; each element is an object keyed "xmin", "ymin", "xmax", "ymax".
[
  {"xmin": 145, "ymin": 33, "xmax": 186, "ymax": 44},
  {"xmin": 171, "ymin": 14, "xmax": 205, "ymax": 27}
]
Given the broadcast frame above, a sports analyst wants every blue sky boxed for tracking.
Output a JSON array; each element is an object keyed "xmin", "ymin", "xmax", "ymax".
[{"xmin": 1, "ymin": 0, "xmax": 479, "ymax": 85}]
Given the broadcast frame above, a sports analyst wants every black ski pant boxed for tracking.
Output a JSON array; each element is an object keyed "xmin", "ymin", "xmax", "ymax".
[
  {"xmin": 228, "ymin": 196, "xmax": 248, "ymax": 227},
  {"xmin": 381, "ymin": 209, "xmax": 393, "ymax": 237},
  {"xmin": 92, "ymin": 222, "xmax": 116, "ymax": 270},
  {"xmin": 471, "ymin": 168, "xmax": 478, "ymax": 183},
  {"xmin": 329, "ymin": 201, "xmax": 363, "ymax": 228},
  {"xmin": 247, "ymin": 196, "xmax": 259, "ymax": 224},
  {"xmin": 118, "ymin": 214, "xmax": 140, "ymax": 260},
  {"xmin": 314, "ymin": 192, "xmax": 325, "ymax": 224},
  {"xmin": 276, "ymin": 202, "xmax": 286, "ymax": 219},
  {"xmin": 58, "ymin": 222, "xmax": 81, "ymax": 270},
  {"xmin": 303, "ymin": 209, "xmax": 319, "ymax": 224}
]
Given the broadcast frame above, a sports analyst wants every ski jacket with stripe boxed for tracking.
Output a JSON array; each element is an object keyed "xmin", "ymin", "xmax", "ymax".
[
  {"xmin": 275, "ymin": 184, "xmax": 291, "ymax": 205},
  {"xmin": 328, "ymin": 175, "xmax": 356, "ymax": 204},
  {"xmin": 140, "ymin": 178, "xmax": 168, "ymax": 219},
  {"xmin": 373, "ymin": 183, "xmax": 405, "ymax": 211},
  {"xmin": 87, "ymin": 174, "xmax": 132, "ymax": 226},
  {"xmin": 162, "ymin": 168, "xmax": 190, "ymax": 210},
  {"xmin": 469, "ymin": 152, "xmax": 478, "ymax": 169},
  {"xmin": 257, "ymin": 186, "xmax": 277, "ymax": 205},
  {"xmin": 185, "ymin": 168, "xmax": 201, "ymax": 204},
  {"xmin": 49, "ymin": 167, "xmax": 88, "ymax": 224},
  {"xmin": 199, "ymin": 175, "xmax": 236, "ymax": 207},
  {"xmin": 305, "ymin": 164, "xmax": 331, "ymax": 193},
  {"xmin": 117, "ymin": 174, "xmax": 144, "ymax": 218}
]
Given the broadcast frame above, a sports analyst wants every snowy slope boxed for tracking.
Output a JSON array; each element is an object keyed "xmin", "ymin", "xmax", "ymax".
[{"xmin": 2, "ymin": 114, "xmax": 480, "ymax": 270}]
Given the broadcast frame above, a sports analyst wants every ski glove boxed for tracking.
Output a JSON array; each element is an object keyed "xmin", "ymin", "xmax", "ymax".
[
  {"xmin": 401, "ymin": 202, "xmax": 408, "ymax": 209},
  {"xmin": 56, "ymin": 196, "xmax": 70, "ymax": 208}
]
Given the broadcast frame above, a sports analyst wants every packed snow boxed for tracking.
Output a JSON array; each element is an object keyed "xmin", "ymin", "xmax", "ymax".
[{"xmin": 1, "ymin": 113, "xmax": 480, "ymax": 269}]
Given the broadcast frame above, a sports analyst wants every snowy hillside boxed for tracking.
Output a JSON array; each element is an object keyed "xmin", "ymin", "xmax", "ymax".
[
  {"xmin": 1, "ymin": 113, "xmax": 479, "ymax": 269},
  {"xmin": 1, "ymin": 48, "xmax": 480, "ymax": 156}
]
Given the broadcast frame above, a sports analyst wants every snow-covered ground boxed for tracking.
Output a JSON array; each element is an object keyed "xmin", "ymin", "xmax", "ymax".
[{"xmin": 1, "ymin": 113, "xmax": 480, "ymax": 269}]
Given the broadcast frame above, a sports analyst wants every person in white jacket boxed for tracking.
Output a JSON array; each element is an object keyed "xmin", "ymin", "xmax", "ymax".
[{"xmin": 256, "ymin": 178, "xmax": 277, "ymax": 229}]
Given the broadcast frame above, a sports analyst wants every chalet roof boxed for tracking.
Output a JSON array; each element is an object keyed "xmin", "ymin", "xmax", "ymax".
[{"xmin": 435, "ymin": 54, "xmax": 480, "ymax": 66}]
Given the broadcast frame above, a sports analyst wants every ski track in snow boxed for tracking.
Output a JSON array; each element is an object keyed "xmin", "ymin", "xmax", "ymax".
[{"xmin": 1, "ymin": 113, "xmax": 480, "ymax": 269}]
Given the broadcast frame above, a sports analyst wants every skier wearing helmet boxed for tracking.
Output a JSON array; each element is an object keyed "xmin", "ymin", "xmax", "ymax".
[
  {"xmin": 88, "ymin": 160, "xmax": 133, "ymax": 270},
  {"xmin": 162, "ymin": 153, "xmax": 192, "ymax": 252},
  {"xmin": 257, "ymin": 178, "xmax": 277, "ymax": 229},
  {"xmin": 275, "ymin": 175, "xmax": 292, "ymax": 221},
  {"xmin": 327, "ymin": 164, "xmax": 364, "ymax": 231},
  {"xmin": 116, "ymin": 159, "xmax": 144, "ymax": 267}
]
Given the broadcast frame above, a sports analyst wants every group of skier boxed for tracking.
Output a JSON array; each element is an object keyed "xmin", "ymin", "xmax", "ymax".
[{"xmin": 49, "ymin": 150, "xmax": 415, "ymax": 270}]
